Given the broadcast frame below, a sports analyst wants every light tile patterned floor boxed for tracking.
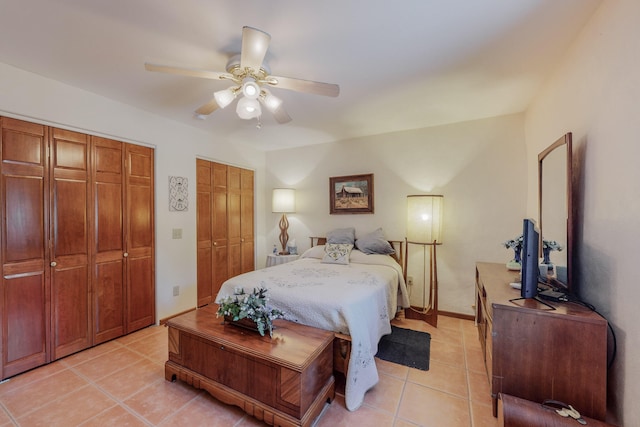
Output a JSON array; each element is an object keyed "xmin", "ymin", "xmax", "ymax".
[{"xmin": 0, "ymin": 315, "xmax": 498, "ymax": 427}]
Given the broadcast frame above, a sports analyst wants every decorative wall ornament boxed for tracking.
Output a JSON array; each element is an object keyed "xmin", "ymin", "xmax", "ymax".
[{"xmin": 169, "ymin": 176, "xmax": 188, "ymax": 211}]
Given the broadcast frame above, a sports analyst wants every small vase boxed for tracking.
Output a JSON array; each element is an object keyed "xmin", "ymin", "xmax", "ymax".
[
  {"xmin": 541, "ymin": 247, "xmax": 554, "ymax": 271},
  {"xmin": 513, "ymin": 248, "xmax": 522, "ymax": 264},
  {"xmin": 506, "ymin": 248, "xmax": 522, "ymax": 270}
]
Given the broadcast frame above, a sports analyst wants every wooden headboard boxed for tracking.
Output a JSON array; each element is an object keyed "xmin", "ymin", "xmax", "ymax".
[{"xmin": 309, "ymin": 237, "xmax": 404, "ymax": 271}]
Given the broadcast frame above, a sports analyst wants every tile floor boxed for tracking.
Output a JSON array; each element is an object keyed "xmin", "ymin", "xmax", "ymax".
[{"xmin": 0, "ymin": 315, "xmax": 499, "ymax": 427}]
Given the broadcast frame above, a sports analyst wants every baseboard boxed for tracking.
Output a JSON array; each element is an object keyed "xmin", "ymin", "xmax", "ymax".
[
  {"xmin": 439, "ymin": 310, "xmax": 474, "ymax": 321},
  {"xmin": 159, "ymin": 307, "xmax": 197, "ymax": 325}
]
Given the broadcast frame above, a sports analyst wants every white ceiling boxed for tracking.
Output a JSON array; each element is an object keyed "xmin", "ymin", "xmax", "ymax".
[{"xmin": 0, "ymin": 0, "xmax": 601, "ymax": 151}]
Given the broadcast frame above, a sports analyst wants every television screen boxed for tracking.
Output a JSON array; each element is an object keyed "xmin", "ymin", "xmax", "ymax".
[{"xmin": 521, "ymin": 218, "xmax": 540, "ymax": 299}]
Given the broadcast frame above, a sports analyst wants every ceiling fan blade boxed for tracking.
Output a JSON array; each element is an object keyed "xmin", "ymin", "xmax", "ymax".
[
  {"xmin": 195, "ymin": 98, "xmax": 219, "ymax": 115},
  {"xmin": 240, "ymin": 26, "xmax": 271, "ymax": 71},
  {"xmin": 144, "ymin": 63, "xmax": 230, "ymax": 81},
  {"xmin": 267, "ymin": 75, "xmax": 340, "ymax": 97},
  {"xmin": 272, "ymin": 106, "xmax": 292, "ymax": 124}
]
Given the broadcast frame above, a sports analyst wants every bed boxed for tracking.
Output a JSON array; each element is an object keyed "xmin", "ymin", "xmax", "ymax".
[{"xmin": 214, "ymin": 230, "xmax": 410, "ymax": 411}]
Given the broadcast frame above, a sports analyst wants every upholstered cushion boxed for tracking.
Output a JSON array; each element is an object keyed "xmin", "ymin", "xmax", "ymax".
[
  {"xmin": 355, "ymin": 228, "xmax": 395, "ymax": 255},
  {"xmin": 326, "ymin": 227, "xmax": 356, "ymax": 245},
  {"xmin": 322, "ymin": 243, "xmax": 354, "ymax": 265}
]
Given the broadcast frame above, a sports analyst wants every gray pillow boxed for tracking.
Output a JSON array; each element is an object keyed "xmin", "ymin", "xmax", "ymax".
[
  {"xmin": 355, "ymin": 228, "xmax": 395, "ymax": 255},
  {"xmin": 326, "ymin": 227, "xmax": 356, "ymax": 245}
]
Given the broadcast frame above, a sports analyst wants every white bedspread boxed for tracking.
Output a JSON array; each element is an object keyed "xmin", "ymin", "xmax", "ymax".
[{"xmin": 215, "ymin": 248, "xmax": 410, "ymax": 411}]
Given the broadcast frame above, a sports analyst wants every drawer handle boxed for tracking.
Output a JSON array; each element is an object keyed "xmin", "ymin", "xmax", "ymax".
[
  {"xmin": 50, "ymin": 261, "xmax": 57, "ymax": 267},
  {"xmin": 220, "ymin": 345, "xmax": 224, "ymax": 350},
  {"xmin": 123, "ymin": 252, "xmax": 129, "ymax": 258}
]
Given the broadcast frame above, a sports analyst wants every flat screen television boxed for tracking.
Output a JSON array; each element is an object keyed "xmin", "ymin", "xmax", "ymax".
[{"xmin": 521, "ymin": 218, "xmax": 540, "ymax": 299}]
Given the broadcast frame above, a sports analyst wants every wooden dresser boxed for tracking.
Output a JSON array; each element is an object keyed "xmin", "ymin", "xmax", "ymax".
[
  {"xmin": 475, "ymin": 262, "xmax": 607, "ymax": 420},
  {"xmin": 166, "ymin": 305, "xmax": 335, "ymax": 427}
]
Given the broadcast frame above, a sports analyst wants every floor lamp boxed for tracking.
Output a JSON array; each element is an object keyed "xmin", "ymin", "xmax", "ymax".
[
  {"xmin": 272, "ymin": 188, "xmax": 295, "ymax": 255},
  {"xmin": 404, "ymin": 195, "xmax": 443, "ymax": 328}
]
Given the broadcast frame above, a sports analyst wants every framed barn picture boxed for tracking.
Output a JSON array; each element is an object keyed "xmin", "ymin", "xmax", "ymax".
[{"xmin": 329, "ymin": 173, "xmax": 374, "ymax": 214}]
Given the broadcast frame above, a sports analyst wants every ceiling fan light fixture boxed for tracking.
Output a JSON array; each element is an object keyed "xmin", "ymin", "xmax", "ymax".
[
  {"xmin": 261, "ymin": 90, "xmax": 283, "ymax": 113},
  {"xmin": 242, "ymin": 78, "xmax": 260, "ymax": 99},
  {"xmin": 213, "ymin": 87, "xmax": 237, "ymax": 109},
  {"xmin": 236, "ymin": 97, "xmax": 262, "ymax": 119}
]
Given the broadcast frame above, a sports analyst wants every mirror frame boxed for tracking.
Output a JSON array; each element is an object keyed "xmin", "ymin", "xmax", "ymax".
[{"xmin": 538, "ymin": 132, "xmax": 573, "ymax": 292}]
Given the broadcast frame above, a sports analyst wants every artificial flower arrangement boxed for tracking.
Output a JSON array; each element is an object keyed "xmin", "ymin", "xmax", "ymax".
[
  {"xmin": 542, "ymin": 239, "xmax": 563, "ymax": 251},
  {"xmin": 216, "ymin": 286, "xmax": 285, "ymax": 337},
  {"xmin": 503, "ymin": 235, "xmax": 524, "ymax": 269},
  {"xmin": 503, "ymin": 234, "xmax": 563, "ymax": 268}
]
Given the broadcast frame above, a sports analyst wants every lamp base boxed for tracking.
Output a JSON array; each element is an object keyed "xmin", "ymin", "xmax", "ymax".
[
  {"xmin": 404, "ymin": 306, "xmax": 438, "ymax": 328},
  {"xmin": 278, "ymin": 251, "xmax": 290, "ymax": 255}
]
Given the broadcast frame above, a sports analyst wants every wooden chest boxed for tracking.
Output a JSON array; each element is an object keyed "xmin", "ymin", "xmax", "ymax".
[{"xmin": 165, "ymin": 305, "xmax": 335, "ymax": 427}]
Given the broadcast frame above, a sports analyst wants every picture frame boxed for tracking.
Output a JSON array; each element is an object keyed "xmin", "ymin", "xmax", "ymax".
[{"xmin": 329, "ymin": 173, "xmax": 374, "ymax": 214}]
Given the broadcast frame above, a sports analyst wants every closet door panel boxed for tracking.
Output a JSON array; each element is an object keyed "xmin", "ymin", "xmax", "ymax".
[
  {"xmin": 51, "ymin": 266, "xmax": 89, "ymax": 357},
  {"xmin": 92, "ymin": 137, "xmax": 125, "ymax": 343},
  {"xmin": 240, "ymin": 169, "xmax": 254, "ymax": 273},
  {"xmin": 227, "ymin": 167, "xmax": 241, "ymax": 279},
  {"xmin": 1, "ymin": 118, "xmax": 50, "ymax": 379},
  {"xmin": 196, "ymin": 160, "xmax": 213, "ymax": 306},
  {"xmin": 212, "ymin": 188, "xmax": 228, "ymax": 297},
  {"xmin": 4, "ymin": 176, "xmax": 45, "ymax": 262},
  {"xmin": 50, "ymin": 128, "xmax": 91, "ymax": 359},
  {"xmin": 94, "ymin": 260, "xmax": 124, "ymax": 342},
  {"xmin": 2, "ymin": 274, "xmax": 48, "ymax": 378},
  {"xmin": 125, "ymin": 145, "xmax": 154, "ymax": 333},
  {"xmin": 227, "ymin": 190, "xmax": 241, "ymax": 279}
]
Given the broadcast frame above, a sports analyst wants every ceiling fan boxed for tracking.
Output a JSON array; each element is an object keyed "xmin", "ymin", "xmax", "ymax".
[{"xmin": 145, "ymin": 26, "xmax": 340, "ymax": 125}]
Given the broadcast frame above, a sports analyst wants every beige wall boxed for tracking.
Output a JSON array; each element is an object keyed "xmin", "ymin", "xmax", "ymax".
[
  {"xmin": 525, "ymin": 0, "xmax": 638, "ymax": 423},
  {"xmin": 265, "ymin": 114, "xmax": 527, "ymax": 315}
]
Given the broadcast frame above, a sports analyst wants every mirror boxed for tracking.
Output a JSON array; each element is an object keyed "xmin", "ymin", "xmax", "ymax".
[{"xmin": 538, "ymin": 133, "xmax": 573, "ymax": 292}]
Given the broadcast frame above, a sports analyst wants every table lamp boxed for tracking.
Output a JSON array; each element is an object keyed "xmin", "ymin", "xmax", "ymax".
[{"xmin": 272, "ymin": 188, "xmax": 295, "ymax": 255}]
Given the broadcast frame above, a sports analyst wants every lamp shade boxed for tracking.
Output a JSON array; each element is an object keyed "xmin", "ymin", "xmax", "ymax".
[
  {"xmin": 213, "ymin": 87, "xmax": 237, "ymax": 109},
  {"xmin": 261, "ymin": 89, "xmax": 283, "ymax": 113},
  {"xmin": 272, "ymin": 188, "xmax": 296, "ymax": 213},
  {"xmin": 407, "ymin": 195, "xmax": 443, "ymax": 244},
  {"xmin": 236, "ymin": 97, "xmax": 262, "ymax": 119}
]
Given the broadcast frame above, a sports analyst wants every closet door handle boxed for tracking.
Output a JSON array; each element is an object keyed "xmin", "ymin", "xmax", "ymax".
[
  {"xmin": 123, "ymin": 252, "xmax": 129, "ymax": 258},
  {"xmin": 50, "ymin": 261, "xmax": 57, "ymax": 267}
]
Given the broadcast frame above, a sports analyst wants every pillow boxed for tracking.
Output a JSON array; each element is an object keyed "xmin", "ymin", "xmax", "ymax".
[
  {"xmin": 326, "ymin": 227, "xmax": 356, "ymax": 245},
  {"xmin": 355, "ymin": 228, "xmax": 395, "ymax": 255},
  {"xmin": 322, "ymin": 243, "xmax": 353, "ymax": 265}
]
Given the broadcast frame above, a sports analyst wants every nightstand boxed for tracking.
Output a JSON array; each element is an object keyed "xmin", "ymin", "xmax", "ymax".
[{"xmin": 266, "ymin": 253, "xmax": 299, "ymax": 267}]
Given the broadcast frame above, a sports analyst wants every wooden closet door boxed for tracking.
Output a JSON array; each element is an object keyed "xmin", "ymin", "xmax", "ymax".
[
  {"xmin": 49, "ymin": 128, "xmax": 92, "ymax": 360},
  {"xmin": 227, "ymin": 166, "xmax": 242, "ymax": 279},
  {"xmin": 197, "ymin": 160, "xmax": 229, "ymax": 306},
  {"xmin": 92, "ymin": 137, "xmax": 125, "ymax": 344},
  {"xmin": 125, "ymin": 144, "xmax": 155, "ymax": 333},
  {"xmin": 0, "ymin": 118, "xmax": 50, "ymax": 379},
  {"xmin": 212, "ymin": 163, "xmax": 228, "ymax": 297},
  {"xmin": 196, "ymin": 159, "xmax": 213, "ymax": 307},
  {"xmin": 240, "ymin": 169, "xmax": 254, "ymax": 273}
]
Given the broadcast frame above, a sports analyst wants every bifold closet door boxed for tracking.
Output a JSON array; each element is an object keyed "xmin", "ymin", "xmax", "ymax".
[
  {"xmin": 196, "ymin": 160, "xmax": 228, "ymax": 307},
  {"xmin": 124, "ymin": 144, "xmax": 155, "ymax": 333},
  {"xmin": 49, "ymin": 128, "xmax": 92, "ymax": 360},
  {"xmin": 0, "ymin": 118, "xmax": 50, "ymax": 379},
  {"xmin": 92, "ymin": 136, "xmax": 125, "ymax": 344},
  {"xmin": 240, "ymin": 168, "xmax": 254, "ymax": 274}
]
